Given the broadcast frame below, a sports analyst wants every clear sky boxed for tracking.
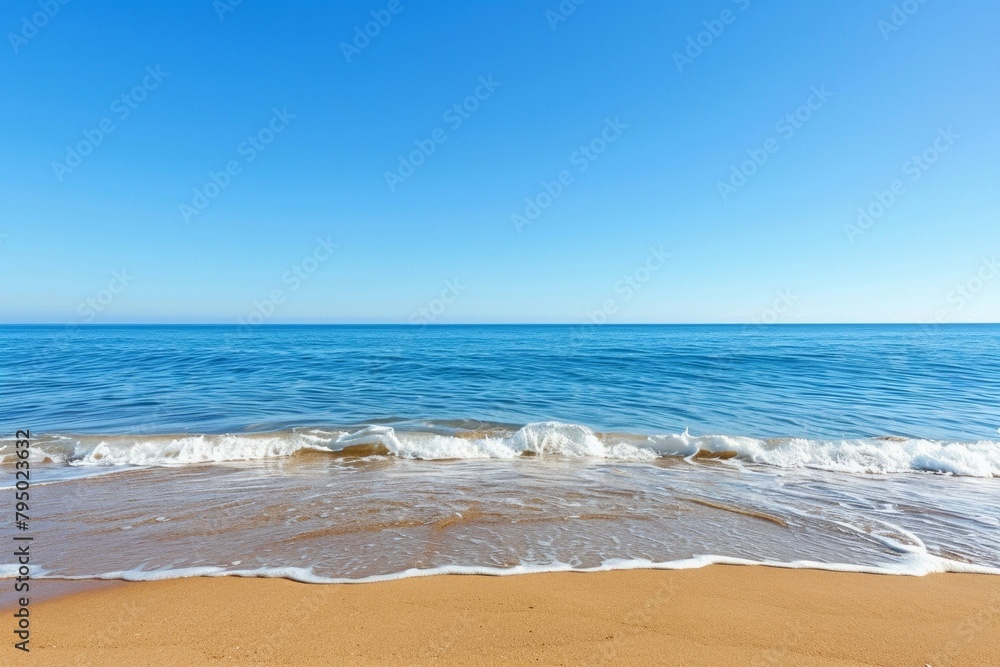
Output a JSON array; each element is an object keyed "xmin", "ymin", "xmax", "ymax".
[{"xmin": 2, "ymin": 0, "xmax": 998, "ymax": 324}]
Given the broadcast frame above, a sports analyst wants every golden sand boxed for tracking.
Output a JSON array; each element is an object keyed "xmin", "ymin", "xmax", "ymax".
[{"xmin": 16, "ymin": 566, "xmax": 1000, "ymax": 666}]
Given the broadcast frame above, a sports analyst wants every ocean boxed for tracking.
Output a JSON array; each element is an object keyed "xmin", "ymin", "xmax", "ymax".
[{"xmin": 2, "ymin": 324, "xmax": 999, "ymax": 583}]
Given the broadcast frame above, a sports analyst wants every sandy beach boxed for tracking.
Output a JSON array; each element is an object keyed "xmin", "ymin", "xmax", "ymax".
[{"xmin": 14, "ymin": 565, "xmax": 999, "ymax": 666}]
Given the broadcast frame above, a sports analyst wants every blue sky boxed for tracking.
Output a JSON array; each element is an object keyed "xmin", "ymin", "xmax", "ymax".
[{"xmin": 2, "ymin": 0, "xmax": 998, "ymax": 324}]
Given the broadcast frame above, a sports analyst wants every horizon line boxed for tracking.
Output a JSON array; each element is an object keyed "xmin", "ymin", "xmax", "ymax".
[{"xmin": 2, "ymin": 322, "xmax": 997, "ymax": 327}]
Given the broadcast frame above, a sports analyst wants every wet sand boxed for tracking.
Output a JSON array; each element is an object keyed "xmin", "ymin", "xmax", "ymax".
[{"xmin": 15, "ymin": 566, "xmax": 1000, "ymax": 666}]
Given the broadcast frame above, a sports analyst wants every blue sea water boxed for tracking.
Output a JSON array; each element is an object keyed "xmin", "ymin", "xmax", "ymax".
[
  {"xmin": 1, "ymin": 324, "xmax": 998, "ymax": 583},
  {"xmin": 2, "ymin": 324, "xmax": 998, "ymax": 440}
]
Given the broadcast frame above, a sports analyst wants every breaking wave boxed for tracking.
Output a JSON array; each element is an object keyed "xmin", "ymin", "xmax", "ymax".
[{"xmin": 2, "ymin": 422, "xmax": 998, "ymax": 477}]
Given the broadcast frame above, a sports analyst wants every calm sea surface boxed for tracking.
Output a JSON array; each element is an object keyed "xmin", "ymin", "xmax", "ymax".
[{"xmin": 3, "ymin": 324, "xmax": 999, "ymax": 439}]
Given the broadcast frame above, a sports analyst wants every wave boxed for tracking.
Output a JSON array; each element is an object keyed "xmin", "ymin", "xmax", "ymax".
[
  {"xmin": 2, "ymin": 422, "xmax": 998, "ymax": 477},
  {"xmin": 0, "ymin": 432, "xmax": 331, "ymax": 468},
  {"xmin": 2, "ymin": 551, "xmax": 998, "ymax": 585}
]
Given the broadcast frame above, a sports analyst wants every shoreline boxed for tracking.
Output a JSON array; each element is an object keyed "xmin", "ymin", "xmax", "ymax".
[{"xmin": 16, "ymin": 565, "xmax": 1000, "ymax": 666}]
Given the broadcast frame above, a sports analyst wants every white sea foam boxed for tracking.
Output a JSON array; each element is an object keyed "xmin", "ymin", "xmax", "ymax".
[
  {"xmin": 645, "ymin": 431, "xmax": 1000, "ymax": 477},
  {"xmin": 0, "ymin": 440, "xmax": 70, "ymax": 465},
  {"xmin": 0, "ymin": 563, "xmax": 50, "ymax": 578},
  {"xmin": 336, "ymin": 422, "xmax": 658, "ymax": 461},
  {"xmin": 15, "ymin": 422, "xmax": 999, "ymax": 477},
  {"xmin": 11, "ymin": 551, "xmax": 999, "ymax": 586},
  {"xmin": 322, "ymin": 423, "xmax": 1000, "ymax": 476},
  {"xmin": 66, "ymin": 433, "xmax": 331, "ymax": 467}
]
